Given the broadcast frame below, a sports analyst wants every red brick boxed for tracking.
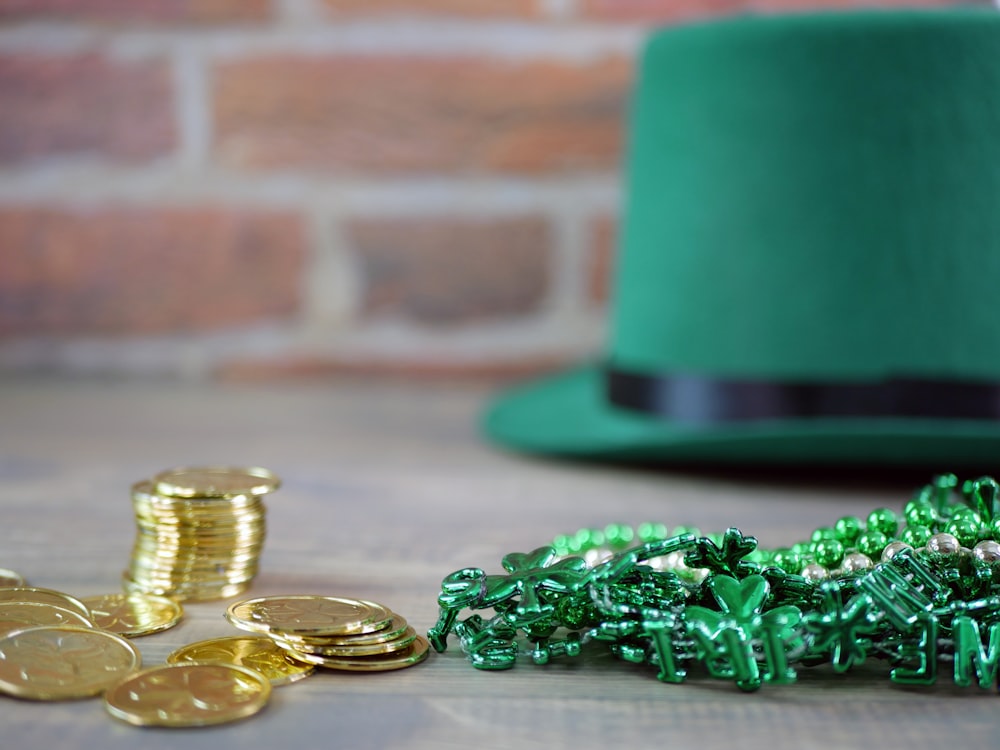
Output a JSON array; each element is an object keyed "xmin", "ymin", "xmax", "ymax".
[
  {"xmin": 588, "ymin": 216, "xmax": 617, "ymax": 306},
  {"xmin": 0, "ymin": 0, "xmax": 271, "ymax": 24},
  {"xmin": 0, "ymin": 54, "xmax": 175, "ymax": 164},
  {"xmin": 348, "ymin": 217, "xmax": 552, "ymax": 324},
  {"xmin": 580, "ymin": 0, "xmax": 743, "ymax": 22},
  {"xmin": 213, "ymin": 56, "xmax": 631, "ymax": 174},
  {"xmin": 321, "ymin": 0, "xmax": 542, "ymax": 18},
  {"xmin": 0, "ymin": 207, "xmax": 306, "ymax": 337}
]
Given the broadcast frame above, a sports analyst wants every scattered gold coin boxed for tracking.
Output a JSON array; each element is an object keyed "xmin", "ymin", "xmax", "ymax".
[
  {"xmin": 79, "ymin": 592, "xmax": 183, "ymax": 637},
  {"xmin": 0, "ymin": 587, "xmax": 91, "ymax": 619},
  {"xmin": 275, "ymin": 626, "xmax": 418, "ymax": 658},
  {"xmin": 0, "ymin": 625, "xmax": 141, "ymax": 700},
  {"xmin": 226, "ymin": 595, "xmax": 392, "ymax": 638},
  {"xmin": 153, "ymin": 466, "xmax": 281, "ymax": 499},
  {"xmin": 0, "ymin": 601, "xmax": 95, "ymax": 637},
  {"xmin": 167, "ymin": 635, "xmax": 314, "ymax": 686},
  {"xmin": 0, "ymin": 568, "xmax": 25, "ymax": 587},
  {"xmin": 104, "ymin": 663, "xmax": 271, "ymax": 727}
]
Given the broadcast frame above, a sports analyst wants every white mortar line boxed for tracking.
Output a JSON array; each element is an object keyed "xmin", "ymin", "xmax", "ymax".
[
  {"xmin": 0, "ymin": 167, "xmax": 622, "ymax": 213},
  {"xmin": 298, "ymin": 200, "xmax": 363, "ymax": 344},
  {"xmin": 0, "ymin": 21, "xmax": 645, "ymax": 62},
  {"xmin": 171, "ymin": 43, "xmax": 213, "ymax": 170}
]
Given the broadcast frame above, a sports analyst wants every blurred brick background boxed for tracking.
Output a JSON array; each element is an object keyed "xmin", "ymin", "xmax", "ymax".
[{"xmin": 0, "ymin": 0, "xmax": 976, "ymax": 380}]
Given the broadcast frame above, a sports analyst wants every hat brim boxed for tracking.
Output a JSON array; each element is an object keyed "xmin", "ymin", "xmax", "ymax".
[{"xmin": 482, "ymin": 364, "xmax": 1000, "ymax": 467}]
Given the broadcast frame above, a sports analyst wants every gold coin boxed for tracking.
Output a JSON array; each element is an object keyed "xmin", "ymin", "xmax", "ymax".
[
  {"xmin": 277, "ymin": 613, "xmax": 410, "ymax": 648},
  {"xmin": 122, "ymin": 574, "xmax": 250, "ymax": 602},
  {"xmin": 167, "ymin": 635, "xmax": 314, "ymax": 686},
  {"xmin": 79, "ymin": 592, "xmax": 182, "ymax": 637},
  {"xmin": 296, "ymin": 635, "xmax": 430, "ymax": 671},
  {"xmin": 226, "ymin": 596, "xmax": 392, "ymax": 637},
  {"xmin": 0, "ymin": 587, "xmax": 91, "ymax": 618},
  {"xmin": 277, "ymin": 626, "xmax": 418, "ymax": 658},
  {"xmin": 0, "ymin": 625, "xmax": 141, "ymax": 700},
  {"xmin": 153, "ymin": 467, "xmax": 281, "ymax": 499},
  {"xmin": 0, "ymin": 568, "xmax": 25, "ymax": 587},
  {"xmin": 133, "ymin": 478, "xmax": 266, "ymax": 508},
  {"xmin": 104, "ymin": 662, "xmax": 271, "ymax": 727},
  {"xmin": 0, "ymin": 601, "xmax": 95, "ymax": 637}
]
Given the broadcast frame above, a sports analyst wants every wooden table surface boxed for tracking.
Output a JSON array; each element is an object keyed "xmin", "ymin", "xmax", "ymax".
[{"xmin": 1, "ymin": 379, "xmax": 997, "ymax": 749}]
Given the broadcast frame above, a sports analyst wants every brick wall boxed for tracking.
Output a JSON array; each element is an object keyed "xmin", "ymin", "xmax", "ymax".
[{"xmin": 0, "ymin": 0, "xmax": 970, "ymax": 380}]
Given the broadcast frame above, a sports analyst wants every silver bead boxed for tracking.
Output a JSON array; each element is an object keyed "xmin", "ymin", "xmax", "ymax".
[
  {"xmin": 973, "ymin": 540, "xmax": 1000, "ymax": 563},
  {"xmin": 840, "ymin": 552, "xmax": 873, "ymax": 574},
  {"xmin": 801, "ymin": 563, "xmax": 829, "ymax": 581},
  {"xmin": 584, "ymin": 548, "xmax": 613, "ymax": 567},
  {"xmin": 881, "ymin": 541, "xmax": 912, "ymax": 562},
  {"xmin": 925, "ymin": 532, "xmax": 960, "ymax": 555}
]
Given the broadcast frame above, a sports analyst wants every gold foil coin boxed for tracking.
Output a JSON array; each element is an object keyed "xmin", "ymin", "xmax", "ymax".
[
  {"xmin": 226, "ymin": 595, "xmax": 392, "ymax": 637},
  {"xmin": 280, "ymin": 613, "xmax": 411, "ymax": 648},
  {"xmin": 277, "ymin": 626, "xmax": 418, "ymax": 658},
  {"xmin": 104, "ymin": 662, "xmax": 271, "ymax": 727},
  {"xmin": 124, "ymin": 475, "xmax": 271, "ymax": 602},
  {"xmin": 0, "ymin": 601, "xmax": 95, "ymax": 637},
  {"xmin": 0, "ymin": 569, "xmax": 25, "ymax": 587},
  {"xmin": 153, "ymin": 466, "xmax": 281, "ymax": 499},
  {"xmin": 295, "ymin": 635, "xmax": 431, "ymax": 672},
  {"xmin": 79, "ymin": 592, "xmax": 182, "ymax": 637},
  {"xmin": 167, "ymin": 635, "xmax": 314, "ymax": 686},
  {"xmin": 0, "ymin": 587, "xmax": 91, "ymax": 618},
  {"xmin": 0, "ymin": 625, "xmax": 141, "ymax": 700}
]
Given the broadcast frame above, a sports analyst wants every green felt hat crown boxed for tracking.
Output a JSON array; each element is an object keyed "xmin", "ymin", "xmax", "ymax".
[{"xmin": 484, "ymin": 8, "xmax": 1000, "ymax": 467}]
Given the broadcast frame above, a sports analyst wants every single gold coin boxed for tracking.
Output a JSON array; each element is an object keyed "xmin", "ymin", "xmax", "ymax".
[
  {"xmin": 0, "ymin": 568, "xmax": 25, "ymax": 587},
  {"xmin": 296, "ymin": 635, "xmax": 431, "ymax": 671},
  {"xmin": 0, "ymin": 601, "xmax": 95, "ymax": 637},
  {"xmin": 0, "ymin": 587, "xmax": 91, "ymax": 618},
  {"xmin": 79, "ymin": 592, "xmax": 182, "ymax": 637},
  {"xmin": 104, "ymin": 662, "xmax": 271, "ymax": 727},
  {"xmin": 153, "ymin": 467, "xmax": 281, "ymax": 499},
  {"xmin": 277, "ymin": 626, "xmax": 418, "ymax": 658},
  {"xmin": 0, "ymin": 625, "xmax": 141, "ymax": 700},
  {"xmin": 167, "ymin": 635, "xmax": 314, "ymax": 686},
  {"xmin": 226, "ymin": 595, "xmax": 392, "ymax": 637}
]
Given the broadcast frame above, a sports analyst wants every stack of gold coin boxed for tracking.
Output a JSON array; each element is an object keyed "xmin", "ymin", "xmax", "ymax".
[
  {"xmin": 123, "ymin": 467, "xmax": 279, "ymax": 602},
  {"xmin": 225, "ymin": 595, "xmax": 429, "ymax": 672}
]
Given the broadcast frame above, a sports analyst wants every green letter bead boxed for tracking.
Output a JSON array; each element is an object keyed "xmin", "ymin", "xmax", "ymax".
[
  {"xmin": 645, "ymin": 618, "xmax": 686, "ymax": 683},
  {"xmin": 953, "ymin": 615, "xmax": 1000, "ymax": 689},
  {"xmin": 890, "ymin": 614, "xmax": 938, "ymax": 685}
]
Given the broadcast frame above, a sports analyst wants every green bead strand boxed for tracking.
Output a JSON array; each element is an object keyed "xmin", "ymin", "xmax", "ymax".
[
  {"xmin": 866, "ymin": 508, "xmax": 898, "ymax": 538},
  {"xmin": 834, "ymin": 516, "xmax": 863, "ymax": 545},
  {"xmin": 856, "ymin": 531, "xmax": 889, "ymax": 559}
]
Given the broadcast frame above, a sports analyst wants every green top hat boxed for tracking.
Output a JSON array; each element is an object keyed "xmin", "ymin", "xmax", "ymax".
[{"xmin": 483, "ymin": 8, "xmax": 1000, "ymax": 467}]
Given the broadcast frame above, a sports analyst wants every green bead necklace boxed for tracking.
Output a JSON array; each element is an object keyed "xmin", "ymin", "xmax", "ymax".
[{"xmin": 427, "ymin": 474, "xmax": 1000, "ymax": 691}]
